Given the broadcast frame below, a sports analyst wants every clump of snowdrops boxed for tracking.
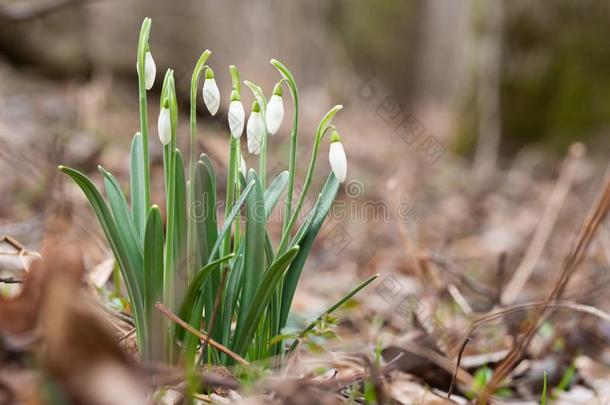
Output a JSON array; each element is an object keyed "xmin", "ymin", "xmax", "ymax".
[{"xmin": 60, "ymin": 18, "xmax": 375, "ymax": 366}]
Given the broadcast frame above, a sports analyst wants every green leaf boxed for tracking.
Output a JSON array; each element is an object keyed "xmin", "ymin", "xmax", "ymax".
[
  {"xmin": 279, "ymin": 173, "xmax": 340, "ymax": 329},
  {"xmin": 287, "ymin": 274, "xmax": 378, "ymax": 353},
  {"xmin": 220, "ymin": 243, "xmax": 245, "ymax": 353},
  {"xmin": 130, "ymin": 133, "xmax": 146, "ymax": 241},
  {"xmin": 178, "ymin": 254, "xmax": 234, "ymax": 360},
  {"xmin": 59, "ymin": 166, "xmax": 146, "ymax": 353},
  {"xmin": 100, "ymin": 165, "xmax": 143, "ymax": 259},
  {"xmin": 194, "ymin": 156, "xmax": 218, "ymax": 266},
  {"xmin": 143, "ymin": 205, "xmax": 164, "ymax": 361},
  {"xmin": 232, "ymin": 246, "xmax": 300, "ymax": 358},
  {"xmin": 208, "ymin": 179, "xmax": 255, "ymax": 261},
  {"xmin": 173, "ymin": 150, "xmax": 188, "ymax": 298},
  {"xmin": 236, "ymin": 171, "xmax": 265, "ymax": 329},
  {"xmin": 264, "ymin": 170, "xmax": 288, "ymax": 217}
]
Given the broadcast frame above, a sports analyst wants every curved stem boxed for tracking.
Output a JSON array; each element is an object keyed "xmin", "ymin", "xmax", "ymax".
[
  {"xmin": 161, "ymin": 71, "xmax": 178, "ymax": 362},
  {"xmin": 270, "ymin": 59, "xmax": 298, "ymax": 235},
  {"xmin": 276, "ymin": 105, "xmax": 342, "ymax": 254},
  {"xmin": 136, "ymin": 17, "xmax": 151, "ymax": 239}
]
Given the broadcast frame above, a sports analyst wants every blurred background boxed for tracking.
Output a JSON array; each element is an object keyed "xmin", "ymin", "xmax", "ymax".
[
  {"xmin": 2, "ymin": 0, "xmax": 610, "ymax": 333},
  {"xmin": 5, "ymin": 1, "xmax": 610, "ymax": 401}
]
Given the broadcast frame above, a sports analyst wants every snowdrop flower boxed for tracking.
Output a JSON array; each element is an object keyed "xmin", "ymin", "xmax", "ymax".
[
  {"xmin": 247, "ymin": 101, "xmax": 263, "ymax": 155},
  {"xmin": 328, "ymin": 130, "xmax": 347, "ymax": 182},
  {"xmin": 202, "ymin": 68, "xmax": 220, "ymax": 116},
  {"xmin": 157, "ymin": 102, "xmax": 171, "ymax": 145},
  {"xmin": 239, "ymin": 154, "xmax": 247, "ymax": 178},
  {"xmin": 228, "ymin": 90, "xmax": 245, "ymax": 138},
  {"xmin": 265, "ymin": 82, "xmax": 284, "ymax": 135},
  {"xmin": 136, "ymin": 51, "xmax": 156, "ymax": 90}
]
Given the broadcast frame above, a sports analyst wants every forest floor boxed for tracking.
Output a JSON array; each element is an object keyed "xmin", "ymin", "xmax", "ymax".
[{"xmin": 2, "ymin": 59, "xmax": 610, "ymax": 404}]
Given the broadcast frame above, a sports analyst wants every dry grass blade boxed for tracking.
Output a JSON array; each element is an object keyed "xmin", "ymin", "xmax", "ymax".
[
  {"xmin": 478, "ymin": 174, "xmax": 610, "ymax": 404},
  {"xmin": 501, "ymin": 143, "xmax": 584, "ymax": 304}
]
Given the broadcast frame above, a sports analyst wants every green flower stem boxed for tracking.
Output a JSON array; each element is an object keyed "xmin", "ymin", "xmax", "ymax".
[
  {"xmin": 161, "ymin": 71, "xmax": 179, "ymax": 362},
  {"xmin": 270, "ymin": 59, "xmax": 298, "ymax": 235},
  {"xmin": 136, "ymin": 18, "xmax": 152, "ymax": 239},
  {"xmin": 234, "ymin": 149, "xmax": 242, "ymax": 250},
  {"xmin": 223, "ymin": 137, "xmax": 239, "ymax": 257},
  {"xmin": 187, "ymin": 50, "xmax": 212, "ymax": 283},
  {"xmin": 276, "ymin": 105, "xmax": 342, "ymax": 255}
]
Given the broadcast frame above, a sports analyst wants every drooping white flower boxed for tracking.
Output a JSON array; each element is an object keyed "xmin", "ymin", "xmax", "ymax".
[
  {"xmin": 247, "ymin": 101, "xmax": 263, "ymax": 155},
  {"xmin": 157, "ymin": 106, "xmax": 171, "ymax": 145},
  {"xmin": 239, "ymin": 154, "xmax": 247, "ymax": 178},
  {"xmin": 228, "ymin": 93, "xmax": 245, "ymax": 138},
  {"xmin": 136, "ymin": 51, "xmax": 156, "ymax": 90},
  {"xmin": 202, "ymin": 68, "xmax": 220, "ymax": 116},
  {"xmin": 265, "ymin": 83, "xmax": 284, "ymax": 135},
  {"xmin": 329, "ymin": 130, "xmax": 347, "ymax": 182}
]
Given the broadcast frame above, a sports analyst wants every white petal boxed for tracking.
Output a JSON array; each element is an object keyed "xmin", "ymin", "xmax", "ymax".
[
  {"xmin": 228, "ymin": 101, "xmax": 245, "ymax": 138},
  {"xmin": 265, "ymin": 94, "xmax": 284, "ymax": 135},
  {"xmin": 239, "ymin": 155, "xmax": 247, "ymax": 178},
  {"xmin": 203, "ymin": 78, "xmax": 220, "ymax": 116},
  {"xmin": 157, "ymin": 107, "xmax": 171, "ymax": 145},
  {"xmin": 144, "ymin": 51, "xmax": 156, "ymax": 90},
  {"xmin": 247, "ymin": 112, "xmax": 263, "ymax": 155},
  {"xmin": 329, "ymin": 142, "xmax": 347, "ymax": 182}
]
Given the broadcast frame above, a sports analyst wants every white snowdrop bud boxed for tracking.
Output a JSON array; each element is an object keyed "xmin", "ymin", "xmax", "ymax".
[
  {"xmin": 265, "ymin": 83, "xmax": 284, "ymax": 135},
  {"xmin": 157, "ymin": 103, "xmax": 171, "ymax": 145},
  {"xmin": 239, "ymin": 154, "xmax": 247, "ymax": 178},
  {"xmin": 136, "ymin": 51, "xmax": 156, "ymax": 90},
  {"xmin": 202, "ymin": 68, "xmax": 220, "ymax": 116},
  {"xmin": 228, "ymin": 90, "xmax": 245, "ymax": 138},
  {"xmin": 329, "ymin": 130, "xmax": 347, "ymax": 182},
  {"xmin": 247, "ymin": 101, "xmax": 263, "ymax": 155}
]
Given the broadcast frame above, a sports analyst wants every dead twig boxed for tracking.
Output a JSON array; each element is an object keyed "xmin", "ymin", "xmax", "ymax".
[
  {"xmin": 154, "ymin": 302, "xmax": 249, "ymax": 366},
  {"xmin": 479, "ymin": 173, "xmax": 610, "ymax": 404},
  {"xmin": 117, "ymin": 327, "xmax": 136, "ymax": 343},
  {"xmin": 448, "ymin": 337, "xmax": 471, "ymax": 400}
]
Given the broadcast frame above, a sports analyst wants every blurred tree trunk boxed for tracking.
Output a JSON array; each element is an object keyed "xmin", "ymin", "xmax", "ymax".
[{"xmin": 472, "ymin": 0, "xmax": 504, "ymax": 180}]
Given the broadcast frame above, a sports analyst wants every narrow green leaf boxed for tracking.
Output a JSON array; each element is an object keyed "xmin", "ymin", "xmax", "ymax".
[
  {"xmin": 59, "ymin": 166, "xmax": 147, "ymax": 353},
  {"xmin": 100, "ymin": 165, "xmax": 142, "ymax": 255},
  {"xmin": 143, "ymin": 205, "xmax": 164, "ymax": 361},
  {"xmin": 237, "ymin": 171, "xmax": 265, "ymax": 329},
  {"xmin": 220, "ymin": 243, "xmax": 245, "ymax": 352},
  {"xmin": 287, "ymin": 274, "xmax": 378, "ymax": 353},
  {"xmin": 194, "ymin": 156, "xmax": 218, "ymax": 266},
  {"xmin": 173, "ymin": 150, "xmax": 188, "ymax": 300},
  {"xmin": 279, "ymin": 173, "xmax": 340, "ymax": 329},
  {"xmin": 178, "ymin": 254, "xmax": 234, "ymax": 360},
  {"xmin": 232, "ymin": 246, "xmax": 300, "ymax": 358},
  {"xmin": 208, "ymin": 179, "xmax": 255, "ymax": 261},
  {"xmin": 130, "ymin": 133, "xmax": 146, "ymax": 241},
  {"xmin": 264, "ymin": 170, "xmax": 288, "ymax": 217}
]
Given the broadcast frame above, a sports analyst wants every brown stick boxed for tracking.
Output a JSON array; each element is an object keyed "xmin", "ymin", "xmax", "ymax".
[
  {"xmin": 154, "ymin": 302, "xmax": 249, "ymax": 366},
  {"xmin": 478, "ymin": 173, "xmax": 610, "ymax": 404}
]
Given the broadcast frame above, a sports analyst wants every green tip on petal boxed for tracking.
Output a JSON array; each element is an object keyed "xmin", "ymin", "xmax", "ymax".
[
  {"xmin": 252, "ymin": 100, "xmax": 261, "ymax": 113},
  {"xmin": 330, "ymin": 130, "xmax": 341, "ymax": 143},
  {"xmin": 230, "ymin": 89, "xmax": 241, "ymax": 102},
  {"xmin": 272, "ymin": 82, "xmax": 283, "ymax": 97},
  {"xmin": 205, "ymin": 67, "xmax": 215, "ymax": 79},
  {"xmin": 162, "ymin": 98, "xmax": 170, "ymax": 108}
]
